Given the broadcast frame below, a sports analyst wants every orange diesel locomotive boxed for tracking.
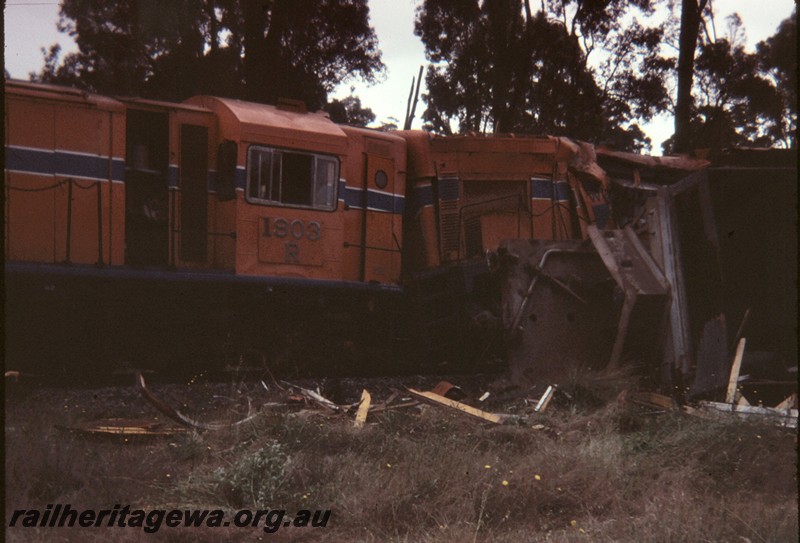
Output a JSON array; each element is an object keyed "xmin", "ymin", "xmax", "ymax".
[{"xmin": 4, "ymin": 80, "xmax": 609, "ymax": 377}]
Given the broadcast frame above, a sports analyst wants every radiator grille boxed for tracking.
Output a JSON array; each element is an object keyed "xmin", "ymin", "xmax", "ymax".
[{"xmin": 438, "ymin": 176, "xmax": 460, "ymax": 258}]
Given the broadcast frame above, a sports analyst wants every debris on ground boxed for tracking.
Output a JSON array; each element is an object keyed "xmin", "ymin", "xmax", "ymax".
[
  {"xmin": 136, "ymin": 372, "xmax": 259, "ymax": 431},
  {"xmin": 63, "ymin": 418, "xmax": 188, "ymax": 437},
  {"xmin": 282, "ymin": 381, "xmax": 345, "ymax": 412},
  {"xmin": 430, "ymin": 380, "xmax": 466, "ymax": 400},
  {"xmin": 354, "ymin": 389, "xmax": 371, "ymax": 428},
  {"xmin": 406, "ymin": 387, "xmax": 508, "ymax": 424},
  {"xmin": 677, "ymin": 336, "xmax": 798, "ymax": 428},
  {"xmin": 81, "ymin": 368, "xmax": 790, "ymax": 439},
  {"xmin": 534, "ymin": 385, "xmax": 556, "ymax": 412},
  {"xmin": 684, "ymin": 395, "xmax": 798, "ymax": 429}
]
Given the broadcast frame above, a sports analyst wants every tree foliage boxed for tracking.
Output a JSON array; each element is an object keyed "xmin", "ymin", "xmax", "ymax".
[
  {"xmin": 415, "ymin": 0, "xmax": 672, "ymax": 151},
  {"xmin": 34, "ymin": 0, "xmax": 384, "ymax": 111},
  {"xmin": 417, "ymin": 0, "xmax": 795, "ymax": 152},
  {"xmin": 664, "ymin": 7, "xmax": 796, "ymax": 152},
  {"xmin": 324, "ymin": 94, "xmax": 376, "ymax": 126},
  {"xmin": 757, "ymin": 12, "xmax": 797, "ymax": 148}
]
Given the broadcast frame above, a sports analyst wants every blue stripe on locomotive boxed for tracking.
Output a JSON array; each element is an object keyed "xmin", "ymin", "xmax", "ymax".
[{"xmin": 6, "ymin": 146, "xmax": 125, "ymax": 182}]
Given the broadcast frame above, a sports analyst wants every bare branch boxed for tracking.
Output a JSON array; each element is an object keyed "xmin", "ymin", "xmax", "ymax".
[{"xmin": 136, "ymin": 372, "xmax": 259, "ymax": 431}]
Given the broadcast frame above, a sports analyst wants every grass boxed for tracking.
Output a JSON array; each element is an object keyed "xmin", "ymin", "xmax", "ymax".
[{"xmin": 4, "ymin": 375, "xmax": 798, "ymax": 542}]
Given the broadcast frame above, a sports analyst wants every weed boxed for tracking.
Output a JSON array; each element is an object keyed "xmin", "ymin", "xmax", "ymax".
[{"xmin": 176, "ymin": 442, "xmax": 289, "ymax": 509}]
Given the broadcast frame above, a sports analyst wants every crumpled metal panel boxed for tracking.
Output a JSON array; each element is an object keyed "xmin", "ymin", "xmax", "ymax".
[{"xmin": 498, "ymin": 239, "xmax": 618, "ymax": 383}]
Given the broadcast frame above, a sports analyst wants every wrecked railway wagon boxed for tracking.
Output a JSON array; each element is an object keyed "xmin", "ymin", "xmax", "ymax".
[
  {"xmin": 4, "ymin": 80, "xmax": 796, "ymax": 399},
  {"xmin": 597, "ymin": 148, "xmax": 797, "ymax": 402}
]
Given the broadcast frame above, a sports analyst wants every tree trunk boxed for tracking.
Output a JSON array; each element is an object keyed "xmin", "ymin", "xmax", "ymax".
[
  {"xmin": 674, "ymin": 0, "xmax": 707, "ymax": 153},
  {"xmin": 243, "ymin": 0, "xmax": 268, "ymax": 102}
]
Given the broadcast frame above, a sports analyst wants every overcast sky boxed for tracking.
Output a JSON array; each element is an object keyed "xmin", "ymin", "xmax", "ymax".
[{"xmin": 4, "ymin": 0, "xmax": 795, "ymax": 152}]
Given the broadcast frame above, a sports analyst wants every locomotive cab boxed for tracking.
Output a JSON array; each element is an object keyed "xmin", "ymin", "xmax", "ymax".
[{"xmin": 185, "ymin": 95, "xmax": 407, "ymax": 285}]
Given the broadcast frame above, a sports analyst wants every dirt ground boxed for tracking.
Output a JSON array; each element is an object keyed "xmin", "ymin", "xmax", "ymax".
[{"xmin": 4, "ymin": 372, "xmax": 798, "ymax": 542}]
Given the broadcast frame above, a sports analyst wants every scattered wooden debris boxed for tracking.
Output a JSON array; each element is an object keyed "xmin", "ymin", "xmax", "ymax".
[
  {"xmin": 283, "ymin": 381, "xmax": 342, "ymax": 413},
  {"xmin": 725, "ymin": 337, "xmax": 747, "ymax": 404},
  {"xmin": 534, "ymin": 386, "xmax": 555, "ymax": 412},
  {"xmin": 65, "ymin": 418, "xmax": 188, "ymax": 437},
  {"xmin": 680, "ymin": 336, "xmax": 798, "ymax": 427},
  {"xmin": 689, "ymin": 400, "xmax": 798, "ymax": 429},
  {"xmin": 407, "ymin": 388, "xmax": 505, "ymax": 424},
  {"xmin": 383, "ymin": 390, "xmax": 400, "ymax": 407},
  {"xmin": 367, "ymin": 401, "xmax": 420, "ymax": 414},
  {"xmin": 354, "ymin": 390, "xmax": 371, "ymax": 428},
  {"xmin": 136, "ymin": 372, "xmax": 259, "ymax": 431}
]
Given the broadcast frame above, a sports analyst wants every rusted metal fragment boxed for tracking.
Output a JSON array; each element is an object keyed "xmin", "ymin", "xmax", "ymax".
[{"xmin": 431, "ymin": 381, "xmax": 466, "ymax": 400}]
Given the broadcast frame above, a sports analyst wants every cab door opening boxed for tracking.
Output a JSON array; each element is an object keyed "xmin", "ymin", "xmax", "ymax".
[
  {"xmin": 179, "ymin": 124, "xmax": 209, "ymax": 263},
  {"xmin": 125, "ymin": 109, "xmax": 169, "ymax": 266}
]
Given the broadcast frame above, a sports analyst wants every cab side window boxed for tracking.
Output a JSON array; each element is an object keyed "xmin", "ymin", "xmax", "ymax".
[{"xmin": 247, "ymin": 146, "xmax": 338, "ymax": 211}]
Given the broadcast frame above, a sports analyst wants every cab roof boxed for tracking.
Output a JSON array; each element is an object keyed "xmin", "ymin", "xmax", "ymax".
[{"xmin": 185, "ymin": 95, "xmax": 347, "ymax": 155}]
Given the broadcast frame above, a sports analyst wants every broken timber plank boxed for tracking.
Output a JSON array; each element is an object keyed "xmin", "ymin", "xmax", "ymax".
[
  {"xmin": 407, "ymin": 388, "xmax": 503, "ymax": 424},
  {"xmin": 354, "ymin": 390, "xmax": 371, "ymax": 428},
  {"xmin": 725, "ymin": 338, "xmax": 747, "ymax": 404},
  {"xmin": 66, "ymin": 418, "xmax": 188, "ymax": 437},
  {"xmin": 534, "ymin": 386, "xmax": 555, "ymax": 412}
]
